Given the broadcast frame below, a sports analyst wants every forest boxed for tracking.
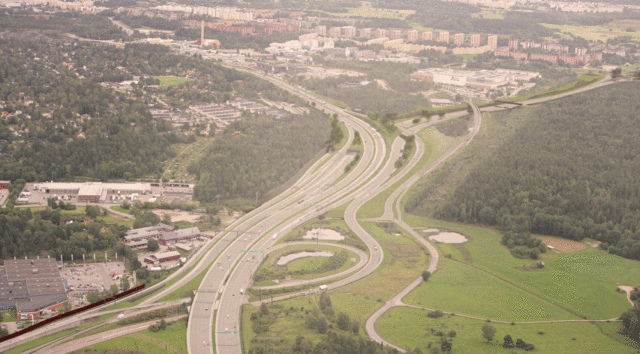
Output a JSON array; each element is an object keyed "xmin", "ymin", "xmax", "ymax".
[
  {"xmin": 0, "ymin": 206, "xmax": 127, "ymax": 261},
  {"xmin": 0, "ymin": 24, "xmax": 309, "ymax": 184},
  {"xmin": 174, "ymin": 25, "xmax": 300, "ymax": 51},
  {"xmin": 0, "ymin": 39, "xmax": 180, "ymax": 183},
  {"xmin": 188, "ymin": 110, "xmax": 330, "ymax": 204},
  {"xmin": 427, "ymin": 82, "xmax": 640, "ymax": 261},
  {"xmin": 289, "ymin": 61, "xmax": 433, "ymax": 116},
  {"xmin": 0, "ymin": 11, "xmax": 131, "ymax": 41}
]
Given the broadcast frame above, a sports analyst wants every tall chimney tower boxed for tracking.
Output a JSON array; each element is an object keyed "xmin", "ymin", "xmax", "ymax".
[{"xmin": 201, "ymin": 21, "xmax": 204, "ymax": 46}]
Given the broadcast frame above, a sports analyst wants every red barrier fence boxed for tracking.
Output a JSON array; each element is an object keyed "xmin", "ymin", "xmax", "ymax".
[{"xmin": 0, "ymin": 284, "xmax": 145, "ymax": 343}]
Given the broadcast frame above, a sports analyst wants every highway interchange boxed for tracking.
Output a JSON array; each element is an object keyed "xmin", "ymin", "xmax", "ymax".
[{"xmin": 1, "ymin": 58, "xmax": 630, "ymax": 354}]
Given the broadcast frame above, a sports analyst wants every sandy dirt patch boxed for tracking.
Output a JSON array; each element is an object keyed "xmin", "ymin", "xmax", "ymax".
[
  {"xmin": 429, "ymin": 232, "xmax": 468, "ymax": 244},
  {"xmin": 375, "ymin": 79, "xmax": 391, "ymax": 90},
  {"xmin": 277, "ymin": 251, "xmax": 334, "ymax": 266},
  {"xmin": 584, "ymin": 240, "xmax": 601, "ymax": 248},
  {"xmin": 422, "ymin": 228, "xmax": 440, "ymax": 233},
  {"xmin": 303, "ymin": 228, "xmax": 345, "ymax": 241},
  {"xmin": 537, "ymin": 236, "xmax": 590, "ymax": 253},
  {"xmin": 618, "ymin": 285, "xmax": 635, "ymax": 306},
  {"xmin": 152, "ymin": 209, "xmax": 202, "ymax": 222}
]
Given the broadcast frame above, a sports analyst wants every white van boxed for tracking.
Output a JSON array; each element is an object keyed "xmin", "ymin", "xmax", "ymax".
[{"xmin": 271, "ymin": 233, "xmax": 277, "ymax": 240}]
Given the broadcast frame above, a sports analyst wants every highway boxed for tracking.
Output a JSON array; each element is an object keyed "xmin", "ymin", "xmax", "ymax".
[
  {"xmin": 184, "ymin": 67, "xmax": 391, "ymax": 354},
  {"xmin": 5, "ymin": 57, "xmax": 627, "ymax": 354}
]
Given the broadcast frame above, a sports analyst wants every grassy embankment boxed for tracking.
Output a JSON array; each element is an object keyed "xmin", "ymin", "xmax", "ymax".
[{"xmin": 75, "ymin": 319, "xmax": 188, "ymax": 354}]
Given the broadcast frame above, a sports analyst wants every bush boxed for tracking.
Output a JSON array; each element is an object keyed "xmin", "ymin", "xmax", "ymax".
[
  {"xmin": 525, "ymin": 343, "xmax": 535, "ymax": 351},
  {"xmin": 427, "ymin": 310, "xmax": 444, "ymax": 318},
  {"xmin": 422, "ymin": 271, "xmax": 431, "ymax": 281}
]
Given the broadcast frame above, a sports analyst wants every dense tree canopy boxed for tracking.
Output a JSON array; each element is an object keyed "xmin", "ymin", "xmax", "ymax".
[
  {"xmin": 189, "ymin": 110, "xmax": 329, "ymax": 203},
  {"xmin": 427, "ymin": 82, "xmax": 640, "ymax": 260}
]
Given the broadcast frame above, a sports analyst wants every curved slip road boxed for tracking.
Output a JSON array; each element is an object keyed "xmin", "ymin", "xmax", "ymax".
[
  {"xmin": 365, "ymin": 102, "xmax": 483, "ymax": 352},
  {"xmin": 250, "ymin": 241, "xmax": 367, "ymax": 291}
]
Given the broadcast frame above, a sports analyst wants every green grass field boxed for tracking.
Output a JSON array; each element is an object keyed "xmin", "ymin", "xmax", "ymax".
[
  {"xmin": 252, "ymin": 243, "xmax": 360, "ymax": 286},
  {"xmin": 403, "ymin": 258, "xmax": 579, "ymax": 321},
  {"xmin": 159, "ymin": 258, "xmax": 216, "ymax": 302},
  {"xmin": 376, "ymin": 306, "xmax": 636, "ymax": 354},
  {"xmin": 330, "ymin": 221, "xmax": 429, "ymax": 301},
  {"xmin": 471, "ymin": 9, "xmax": 505, "ymax": 20},
  {"xmin": 109, "ymin": 205, "xmax": 131, "ymax": 214},
  {"xmin": 505, "ymin": 74, "xmax": 606, "ymax": 103},
  {"xmin": 402, "ymin": 218, "xmax": 637, "ymax": 320},
  {"xmin": 541, "ymin": 20, "xmax": 640, "ymax": 42},
  {"xmin": 153, "ymin": 76, "xmax": 193, "ymax": 86},
  {"xmin": 287, "ymin": 255, "xmax": 332, "ymax": 272},
  {"xmin": 321, "ymin": 4, "xmax": 415, "ymax": 19},
  {"xmin": 80, "ymin": 319, "xmax": 187, "ymax": 353}
]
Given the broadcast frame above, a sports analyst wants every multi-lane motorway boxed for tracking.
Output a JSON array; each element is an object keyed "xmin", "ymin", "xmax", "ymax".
[
  {"xmin": 3, "ymin": 54, "xmax": 625, "ymax": 354},
  {"xmin": 186, "ymin": 66, "xmax": 392, "ymax": 354}
]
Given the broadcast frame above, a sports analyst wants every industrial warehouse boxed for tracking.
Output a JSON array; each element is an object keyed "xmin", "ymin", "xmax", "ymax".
[
  {"xmin": 125, "ymin": 223, "xmax": 202, "ymax": 246},
  {"xmin": 0, "ymin": 258, "xmax": 68, "ymax": 319},
  {"xmin": 16, "ymin": 181, "xmax": 194, "ymax": 205},
  {"xmin": 25, "ymin": 182, "xmax": 151, "ymax": 202},
  {"xmin": 410, "ymin": 68, "xmax": 540, "ymax": 91}
]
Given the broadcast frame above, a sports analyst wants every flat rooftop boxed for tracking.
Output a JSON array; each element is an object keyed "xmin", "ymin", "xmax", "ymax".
[{"xmin": 0, "ymin": 258, "xmax": 68, "ymax": 312}]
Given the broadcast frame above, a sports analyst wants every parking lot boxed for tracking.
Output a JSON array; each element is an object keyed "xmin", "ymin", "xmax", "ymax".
[{"xmin": 61, "ymin": 261, "xmax": 127, "ymax": 293}]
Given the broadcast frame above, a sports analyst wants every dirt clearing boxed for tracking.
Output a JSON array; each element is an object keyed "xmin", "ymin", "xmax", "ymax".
[{"xmin": 537, "ymin": 235, "xmax": 590, "ymax": 253}]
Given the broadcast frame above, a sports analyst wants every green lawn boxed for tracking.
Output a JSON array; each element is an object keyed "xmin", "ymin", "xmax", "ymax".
[
  {"xmin": 376, "ymin": 306, "xmax": 636, "ymax": 354},
  {"xmin": 252, "ymin": 244, "xmax": 360, "ymax": 285},
  {"xmin": 402, "ymin": 218, "xmax": 636, "ymax": 320},
  {"xmin": 159, "ymin": 259, "xmax": 216, "ymax": 302},
  {"xmin": 109, "ymin": 205, "xmax": 131, "ymax": 214},
  {"xmin": 505, "ymin": 74, "xmax": 605, "ymax": 103},
  {"xmin": 541, "ymin": 22, "xmax": 640, "ymax": 42},
  {"xmin": 80, "ymin": 319, "xmax": 187, "ymax": 353},
  {"xmin": 330, "ymin": 221, "xmax": 429, "ymax": 301},
  {"xmin": 287, "ymin": 255, "xmax": 332, "ymax": 272},
  {"xmin": 403, "ymin": 258, "xmax": 579, "ymax": 322},
  {"xmin": 153, "ymin": 76, "xmax": 193, "ymax": 86}
]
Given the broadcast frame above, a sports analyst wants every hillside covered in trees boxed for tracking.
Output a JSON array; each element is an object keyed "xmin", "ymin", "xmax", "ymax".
[
  {"xmin": 188, "ymin": 110, "xmax": 330, "ymax": 203},
  {"xmin": 412, "ymin": 82, "xmax": 640, "ymax": 260}
]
